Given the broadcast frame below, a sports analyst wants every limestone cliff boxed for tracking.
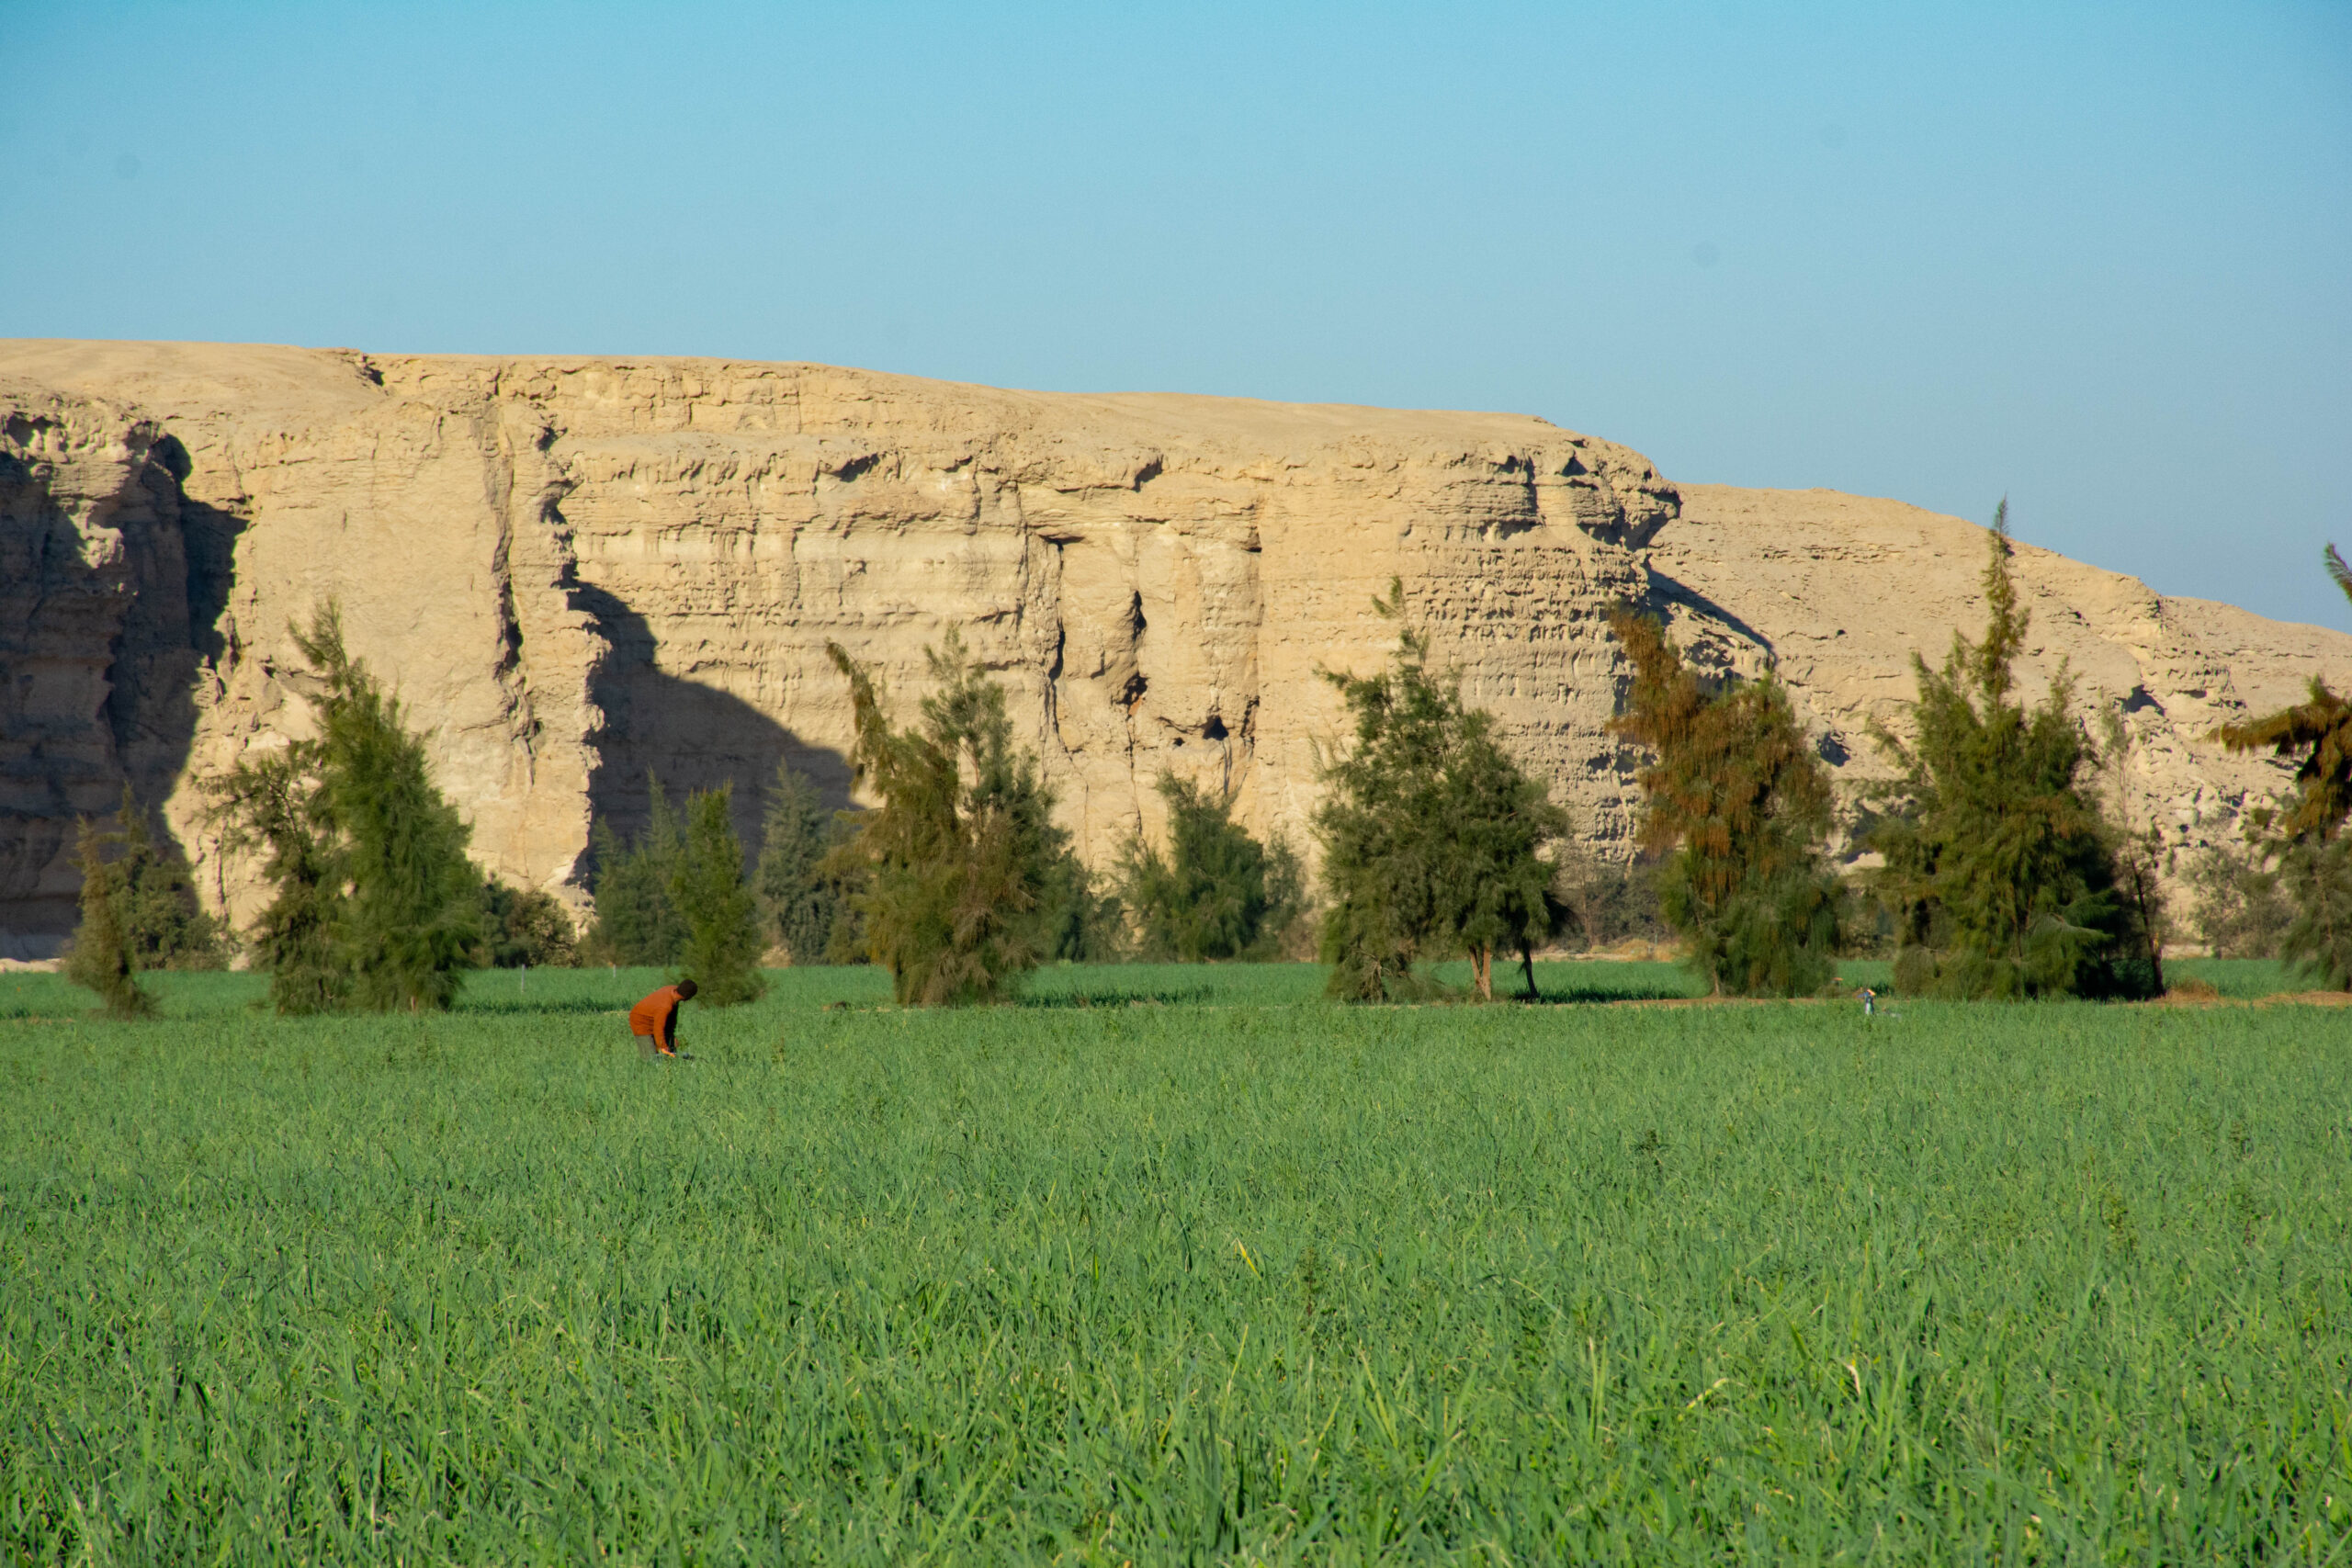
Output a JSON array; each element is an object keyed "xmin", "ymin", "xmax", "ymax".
[{"xmin": 1, "ymin": 340, "xmax": 2342, "ymax": 955}]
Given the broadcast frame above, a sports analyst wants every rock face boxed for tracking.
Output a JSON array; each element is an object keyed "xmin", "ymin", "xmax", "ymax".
[
  {"xmin": 1646, "ymin": 487, "xmax": 2352, "ymax": 855},
  {"xmin": 2, "ymin": 340, "xmax": 2345, "ymax": 955}
]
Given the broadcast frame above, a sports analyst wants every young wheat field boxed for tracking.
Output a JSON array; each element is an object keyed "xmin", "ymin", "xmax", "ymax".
[{"xmin": 3, "ymin": 963, "xmax": 2346, "ymax": 1563}]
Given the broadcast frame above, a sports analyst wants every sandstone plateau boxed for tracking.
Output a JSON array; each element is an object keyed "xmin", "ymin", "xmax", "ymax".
[{"xmin": 5, "ymin": 339, "xmax": 2346, "ymax": 957}]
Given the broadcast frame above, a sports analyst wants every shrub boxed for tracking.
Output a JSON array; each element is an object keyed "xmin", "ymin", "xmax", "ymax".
[
  {"xmin": 62, "ymin": 815, "xmax": 153, "ymax": 1019},
  {"xmin": 828, "ymin": 632, "xmax": 1068, "ymax": 1005},
  {"xmin": 102, "ymin": 785, "xmax": 228, "ymax": 970},
  {"xmin": 754, "ymin": 763, "xmax": 858, "ymax": 964},
  {"xmin": 1039, "ymin": 853, "xmax": 1130, "ymax": 963},
  {"xmin": 2181, "ymin": 841, "xmax": 2290, "ymax": 958},
  {"xmin": 1606, "ymin": 610, "xmax": 1840, "ymax": 997},
  {"xmin": 584, "ymin": 777, "xmax": 688, "ymax": 966},
  {"xmin": 816, "ymin": 822, "xmax": 874, "ymax": 964},
  {"xmin": 1119, "ymin": 774, "xmax": 1296, "ymax": 961},
  {"xmin": 671, "ymin": 783, "xmax": 767, "ymax": 1006},
  {"xmin": 475, "ymin": 882, "xmax": 580, "ymax": 968},
  {"xmin": 1552, "ymin": 852, "xmax": 1673, "ymax": 953}
]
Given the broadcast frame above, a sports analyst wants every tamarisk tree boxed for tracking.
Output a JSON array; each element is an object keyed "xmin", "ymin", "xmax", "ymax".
[
  {"xmin": 827, "ymin": 631, "xmax": 1070, "ymax": 1005},
  {"xmin": 585, "ymin": 777, "xmax": 689, "ymax": 965},
  {"xmin": 1316, "ymin": 583, "xmax": 1570, "ymax": 1001},
  {"xmin": 62, "ymin": 813, "xmax": 153, "ymax": 1019},
  {"xmin": 1606, "ymin": 609, "xmax": 1840, "ymax": 997},
  {"xmin": 1119, "ymin": 773, "xmax": 1303, "ymax": 962},
  {"xmin": 2217, "ymin": 543, "xmax": 2352, "ymax": 987},
  {"xmin": 670, "ymin": 782, "xmax": 767, "ymax": 1005},
  {"xmin": 1869, "ymin": 504, "xmax": 2154, "ymax": 998},
  {"xmin": 755, "ymin": 762, "xmax": 858, "ymax": 965},
  {"xmin": 211, "ymin": 606, "xmax": 481, "ymax": 1012}
]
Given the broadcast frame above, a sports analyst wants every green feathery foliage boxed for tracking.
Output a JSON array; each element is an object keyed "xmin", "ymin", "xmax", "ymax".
[
  {"xmin": 1315, "ymin": 583, "xmax": 1571, "ymax": 1001},
  {"xmin": 62, "ymin": 815, "xmax": 154, "ymax": 1019},
  {"xmin": 754, "ymin": 762, "xmax": 856, "ymax": 965},
  {"xmin": 2215, "ymin": 543, "xmax": 2352, "ymax": 990},
  {"xmin": 817, "ymin": 829, "xmax": 874, "ymax": 965},
  {"xmin": 1869, "ymin": 505, "xmax": 2154, "ymax": 999},
  {"xmin": 209, "ymin": 746, "xmax": 346, "ymax": 1014},
  {"xmin": 293, "ymin": 612, "xmax": 481, "ymax": 1011},
  {"xmin": 2181, "ymin": 841, "xmax": 2290, "ymax": 959},
  {"xmin": 103, "ymin": 785, "xmax": 228, "ymax": 970},
  {"xmin": 1037, "ymin": 854, "xmax": 1130, "ymax": 963},
  {"xmin": 208, "ymin": 607, "xmax": 481, "ymax": 1013},
  {"xmin": 1119, "ymin": 774, "xmax": 1297, "ymax": 962},
  {"xmin": 2270, "ymin": 836, "xmax": 2352, "ymax": 988},
  {"xmin": 586, "ymin": 778, "xmax": 689, "ymax": 966},
  {"xmin": 1606, "ymin": 609, "xmax": 1841, "ymax": 997},
  {"xmin": 2217, "ymin": 544, "xmax": 2352, "ymax": 845},
  {"xmin": 671, "ymin": 784, "xmax": 767, "ymax": 1006},
  {"xmin": 827, "ymin": 631, "xmax": 1064, "ymax": 1005},
  {"xmin": 474, "ymin": 882, "xmax": 580, "ymax": 968}
]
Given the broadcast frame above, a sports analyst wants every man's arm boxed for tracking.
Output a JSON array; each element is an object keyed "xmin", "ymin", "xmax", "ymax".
[{"xmin": 662, "ymin": 998, "xmax": 681, "ymax": 1053}]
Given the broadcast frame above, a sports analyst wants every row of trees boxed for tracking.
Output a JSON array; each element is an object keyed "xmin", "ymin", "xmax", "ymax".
[
  {"xmin": 70, "ymin": 524, "xmax": 2352, "ymax": 1013},
  {"xmin": 1290, "ymin": 508, "xmax": 2171, "ymax": 1004},
  {"xmin": 1610, "ymin": 509, "xmax": 2352, "ymax": 997},
  {"xmin": 1299, "ymin": 504, "xmax": 2334, "ymax": 1003},
  {"xmin": 582, "ymin": 635, "xmax": 1304, "ymax": 1003}
]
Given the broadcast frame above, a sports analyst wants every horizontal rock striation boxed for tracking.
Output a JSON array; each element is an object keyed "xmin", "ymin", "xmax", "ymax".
[{"xmin": 1, "ymin": 340, "xmax": 2343, "ymax": 953}]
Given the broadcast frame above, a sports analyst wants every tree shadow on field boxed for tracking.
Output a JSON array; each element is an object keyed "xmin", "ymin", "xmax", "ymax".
[
  {"xmin": 1502, "ymin": 961, "xmax": 1702, "ymax": 1005},
  {"xmin": 571, "ymin": 583, "xmax": 856, "ymax": 867},
  {"xmin": 1019, "ymin": 985, "xmax": 1221, "ymax": 1009},
  {"xmin": 452, "ymin": 996, "xmax": 627, "ymax": 1016},
  {"xmin": 1519, "ymin": 981, "xmax": 1701, "ymax": 1004}
]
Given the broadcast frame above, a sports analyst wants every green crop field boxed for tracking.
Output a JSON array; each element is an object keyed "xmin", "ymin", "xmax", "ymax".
[{"xmin": 3, "ymin": 962, "xmax": 2346, "ymax": 1563}]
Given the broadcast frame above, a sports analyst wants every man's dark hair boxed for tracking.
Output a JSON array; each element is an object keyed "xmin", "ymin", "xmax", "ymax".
[{"xmin": 674, "ymin": 977, "xmax": 698, "ymax": 999}]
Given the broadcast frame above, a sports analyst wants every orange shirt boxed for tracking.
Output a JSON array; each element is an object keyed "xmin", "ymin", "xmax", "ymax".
[{"xmin": 628, "ymin": 985, "xmax": 686, "ymax": 1043}]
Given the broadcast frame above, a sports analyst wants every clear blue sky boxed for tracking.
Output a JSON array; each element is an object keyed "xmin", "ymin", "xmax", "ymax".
[{"xmin": 6, "ymin": 1, "xmax": 2347, "ymax": 629}]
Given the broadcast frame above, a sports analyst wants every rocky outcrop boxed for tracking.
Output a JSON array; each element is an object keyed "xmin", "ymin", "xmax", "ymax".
[
  {"xmin": 0, "ymin": 378, "xmax": 222, "ymax": 953},
  {"xmin": 1645, "ymin": 487, "xmax": 2351, "ymax": 858},
  {"xmin": 1, "ymin": 340, "xmax": 2343, "ymax": 954}
]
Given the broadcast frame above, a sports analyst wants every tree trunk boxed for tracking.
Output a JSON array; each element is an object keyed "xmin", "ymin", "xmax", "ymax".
[
  {"xmin": 2132, "ymin": 859, "xmax": 2165, "ymax": 993},
  {"xmin": 1474, "ymin": 947, "xmax": 1493, "ymax": 1001}
]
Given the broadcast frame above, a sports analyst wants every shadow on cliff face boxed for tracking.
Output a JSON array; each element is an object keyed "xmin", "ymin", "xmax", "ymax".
[
  {"xmin": 0, "ymin": 423, "xmax": 236, "ymax": 957},
  {"xmin": 571, "ymin": 583, "xmax": 854, "ymax": 870},
  {"xmin": 1641, "ymin": 564, "xmax": 1775, "ymax": 661}
]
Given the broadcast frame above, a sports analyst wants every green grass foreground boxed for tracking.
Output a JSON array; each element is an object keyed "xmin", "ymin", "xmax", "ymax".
[{"xmin": 2, "ymin": 964, "xmax": 2346, "ymax": 1563}]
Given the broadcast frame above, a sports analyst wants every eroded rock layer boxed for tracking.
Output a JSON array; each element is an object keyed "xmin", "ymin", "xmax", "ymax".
[{"xmin": 2, "ymin": 340, "xmax": 2343, "ymax": 953}]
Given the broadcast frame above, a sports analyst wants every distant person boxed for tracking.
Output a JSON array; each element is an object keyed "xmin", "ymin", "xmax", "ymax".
[{"xmin": 628, "ymin": 978, "xmax": 697, "ymax": 1058}]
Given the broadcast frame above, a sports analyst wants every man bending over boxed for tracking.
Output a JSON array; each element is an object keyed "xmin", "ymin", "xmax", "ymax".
[{"xmin": 628, "ymin": 977, "xmax": 697, "ymax": 1058}]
